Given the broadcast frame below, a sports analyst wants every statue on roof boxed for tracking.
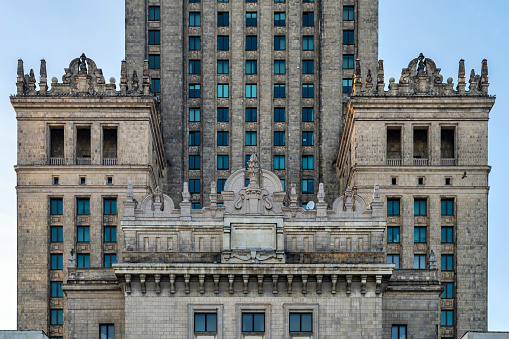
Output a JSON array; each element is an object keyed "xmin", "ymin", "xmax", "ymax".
[{"xmin": 78, "ymin": 53, "xmax": 88, "ymax": 75}]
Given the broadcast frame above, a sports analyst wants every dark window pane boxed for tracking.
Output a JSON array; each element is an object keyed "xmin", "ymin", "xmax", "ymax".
[
  {"xmin": 253, "ymin": 314, "xmax": 265, "ymax": 332},
  {"xmin": 242, "ymin": 313, "xmax": 253, "ymax": 332},
  {"xmin": 343, "ymin": 30, "xmax": 354, "ymax": 45},
  {"xmin": 149, "ymin": 31, "xmax": 160, "ymax": 45},
  {"xmin": 194, "ymin": 314, "xmax": 205, "ymax": 332},
  {"xmin": 301, "ymin": 313, "xmax": 312, "ymax": 332},
  {"xmin": 149, "ymin": 6, "xmax": 160, "ymax": 21},
  {"xmin": 343, "ymin": 6, "xmax": 354, "ymax": 21},
  {"xmin": 289, "ymin": 313, "xmax": 300, "ymax": 332},
  {"xmin": 206, "ymin": 313, "xmax": 217, "ymax": 332}
]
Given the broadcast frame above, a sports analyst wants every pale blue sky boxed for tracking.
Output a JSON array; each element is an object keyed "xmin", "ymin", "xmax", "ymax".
[{"xmin": 0, "ymin": 0, "xmax": 507, "ymax": 331}]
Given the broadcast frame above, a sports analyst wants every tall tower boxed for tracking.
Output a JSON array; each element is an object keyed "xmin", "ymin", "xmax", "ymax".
[{"xmin": 125, "ymin": 0, "xmax": 378, "ymax": 206}]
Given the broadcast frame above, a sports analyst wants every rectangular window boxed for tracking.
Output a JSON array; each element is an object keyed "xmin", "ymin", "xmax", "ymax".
[
  {"xmin": 218, "ymin": 108, "xmax": 229, "ymax": 122},
  {"xmin": 274, "ymin": 60, "xmax": 285, "ymax": 74},
  {"xmin": 302, "ymin": 84, "xmax": 314, "ymax": 98},
  {"xmin": 246, "ymin": 84, "xmax": 257, "ymax": 98},
  {"xmin": 100, "ymin": 324, "xmax": 115, "ymax": 339},
  {"xmin": 303, "ymin": 12, "xmax": 314, "ymax": 26},
  {"xmin": 246, "ymin": 108, "xmax": 257, "ymax": 122},
  {"xmin": 51, "ymin": 254, "xmax": 63, "ymax": 270},
  {"xmin": 441, "ymin": 199, "xmax": 454, "ymax": 215},
  {"xmin": 189, "ymin": 36, "xmax": 201, "ymax": 50},
  {"xmin": 217, "ymin": 179, "xmax": 226, "ymax": 193},
  {"xmin": 414, "ymin": 199, "xmax": 427, "ymax": 216},
  {"xmin": 50, "ymin": 281, "xmax": 63, "ymax": 298},
  {"xmin": 343, "ymin": 6, "xmax": 354, "ymax": 21},
  {"xmin": 77, "ymin": 254, "xmax": 90, "ymax": 268},
  {"xmin": 414, "ymin": 227, "xmax": 426, "ymax": 243},
  {"xmin": 274, "ymin": 84, "xmax": 285, "ymax": 98},
  {"xmin": 77, "ymin": 198, "xmax": 90, "ymax": 215},
  {"xmin": 302, "ymin": 108, "xmax": 313, "ymax": 122},
  {"xmin": 289, "ymin": 313, "xmax": 312, "ymax": 333},
  {"xmin": 242, "ymin": 313, "xmax": 265, "ymax": 332},
  {"xmin": 246, "ymin": 132, "xmax": 257, "ymax": 146},
  {"xmin": 217, "ymin": 60, "xmax": 229, "ymax": 74},
  {"xmin": 302, "ymin": 179, "xmax": 313, "ymax": 194},
  {"xmin": 246, "ymin": 12, "xmax": 257, "ymax": 26},
  {"xmin": 342, "ymin": 78, "xmax": 353, "ymax": 93},
  {"xmin": 218, "ymin": 84, "xmax": 229, "ymax": 98},
  {"xmin": 189, "ymin": 84, "xmax": 201, "ymax": 98},
  {"xmin": 218, "ymin": 12, "xmax": 229, "ymax": 26},
  {"xmin": 189, "ymin": 155, "xmax": 201, "ymax": 170},
  {"xmin": 77, "ymin": 226, "xmax": 90, "ymax": 242},
  {"xmin": 50, "ymin": 198, "xmax": 63, "ymax": 215},
  {"xmin": 441, "ymin": 254, "xmax": 453, "ymax": 271},
  {"xmin": 387, "ymin": 254, "xmax": 400, "ymax": 269},
  {"xmin": 302, "ymin": 155, "xmax": 313, "ymax": 170},
  {"xmin": 50, "ymin": 309, "xmax": 63, "ymax": 326},
  {"xmin": 217, "ymin": 131, "xmax": 229, "ymax": 146},
  {"xmin": 302, "ymin": 60, "xmax": 314, "ymax": 74},
  {"xmin": 189, "ymin": 60, "xmax": 201, "ymax": 74},
  {"xmin": 104, "ymin": 254, "xmax": 117, "ymax": 268},
  {"xmin": 104, "ymin": 226, "xmax": 117, "ymax": 243},
  {"xmin": 441, "ymin": 282, "xmax": 454, "ymax": 299},
  {"xmin": 151, "ymin": 79, "xmax": 160, "ymax": 93},
  {"xmin": 246, "ymin": 60, "xmax": 257, "ymax": 74},
  {"xmin": 246, "ymin": 0, "xmax": 257, "ymax": 2},
  {"xmin": 246, "ymin": 36, "xmax": 257, "ymax": 50},
  {"xmin": 302, "ymin": 132, "xmax": 313, "ymax": 146},
  {"xmin": 218, "ymin": 36, "xmax": 229, "ymax": 50},
  {"xmin": 302, "ymin": 36, "xmax": 314, "ymax": 50},
  {"xmin": 391, "ymin": 325, "xmax": 406, "ymax": 339},
  {"xmin": 274, "ymin": 12, "xmax": 286, "ymax": 26},
  {"xmin": 192, "ymin": 203, "xmax": 201, "ymax": 209},
  {"xmin": 387, "ymin": 198, "xmax": 400, "ymax": 216},
  {"xmin": 149, "ymin": 6, "xmax": 160, "ymax": 21},
  {"xmin": 387, "ymin": 227, "xmax": 400, "ymax": 243},
  {"xmin": 148, "ymin": 30, "xmax": 160, "ymax": 45},
  {"xmin": 149, "ymin": 55, "xmax": 160, "ymax": 69},
  {"xmin": 217, "ymin": 155, "xmax": 229, "ymax": 170},
  {"xmin": 343, "ymin": 54, "xmax": 354, "ymax": 69},
  {"xmin": 194, "ymin": 313, "xmax": 217, "ymax": 333},
  {"xmin": 51, "ymin": 226, "xmax": 63, "ymax": 242},
  {"xmin": 274, "ymin": 155, "xmax": 285, "ymax": 170},
  {"xmin": 104, "ymin": 198, "xmax": 117, "ymax": 215},
  {"xmin": 343, "ymin": 30, "xmax": 354, "ymax": 45},
  {"xmin": 414, "ymin": 254, "xmax": 426, "ymax": 269},
  {"xmin": 441, "ymin": 227, "xmax": 453, "ymax": 243},
  {"xmin": 274, "ymin": 36, "xmax": 286, "ymax": 50},
  {"xmin": 190, "ymin": 12, "xmax": 201, "ymax": 26},
  {"xmin": 189, "ymin": 179, "xmax": 200, "ymax": 193},
  {"xmin": 441, "ymin": 310, "xmax": 454, "ymax": 327},
  {"xmin": 274, "ymin": 108, "xmax": 285, "ymax": 122},
  {"xmin": 190, "ymin": 108, "xmax": 201, "ymax": 122},
  {"xmin": 189, "ymin": 131, "xmax": 200, "ymax": 146},
  {"xmin": 274, "ymin": 131, "xmax": 285, "ymax": 146}
]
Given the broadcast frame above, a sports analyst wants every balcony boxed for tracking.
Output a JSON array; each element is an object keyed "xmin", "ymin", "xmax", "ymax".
[
  {"xmin": 386, "ymin": 158, "xmax": 401, "ymax": 166},
  {"xmin": 441, "ymin": 158, "xmax": 455, "ymax": 166},
  {"xmin": 49, "ymin": 157, "xmax": 65, "ymax": 166},
  {"xmin": 103, "ymin": 158, "xmax": 117, "ymax": 166},
  {"xmin": 76, "ymin": 157, "xmax": 91, "ymax": 165},
  {"xmin": 413, "ymin": 158, "xmax": 428, "ymax": 166}
]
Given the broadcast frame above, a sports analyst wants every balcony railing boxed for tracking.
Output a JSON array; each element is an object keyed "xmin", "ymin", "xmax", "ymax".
[
  {"xmin": 49, "ymin": 157, "xmax": 64, "ymax": 166},
  {"xmin": 76, "ymin": 157, "xmax": 91, "ymax": 165},
  {"xmin": 386, "ymin": 158, "xmax": 401, "ymax": 166},
  {"xmin": 413, "ymin": 158, "xmax": 428, "ymax": 166},
  {"xmin": 441, "ymin": 158, "xmax": 455, "ymax": 166},
  {"xmin": 103, "ymin": 158, "xmax": 117, "ymax": 165}
]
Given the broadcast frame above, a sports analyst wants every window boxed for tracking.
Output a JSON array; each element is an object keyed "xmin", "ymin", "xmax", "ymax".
[
  {"xmin": 387, "ymin": 227, "xmax": 400, "ymax": 243},
  {"xmin": 50, "ymin": 309, "xmax": 63, "ymax": 326},
  {"xmin": 194, "ymin": 313, "xmax": 217, "ymax": 333},
  {"xmin": 217, "ymin": 179, "xmax": 226, "ymax": 193},
  {"xmin": 441, "ymin": 254, "xmax": 453, "ymax": 271},
  {"xmin": 274, "ymin": 60, "xmax": 285, "ymax": 74},
  {"xmin": 441, "ymin": 227, "xmax": 453, "ymax": 243},
  {"xmin": 342, "ymin": 78, "xmax": 353, "ymax": 93},
  {"xmin": 246, "ymin": 36, "xmax": 258, "ymax": 50},
  {"xmin": 104, "ymin": 226, "xmax": 117, "ymax": 243},
  {"xmin": 189, "ymin": 179, "xmax": 200, "ymax": 193},
  {"xmin": 53, "ymin": 177, "xmax": 59, "ymax": 185},
  {"xmin": 302, "ymin": 60, "xmax": 314, "ymax": 74},
  {"xmin": 189, "ymin": 36, "xmax": 201, "ymax": 50},
  {"xmin": 418, "ymin": 177, "xmax": 424, "ymax": 185},
  {"xmin": 77, "ymin": 254, "xmax": 90, "ymax": 268},
  {"xmin": 445, "ymin": 177, "xmax": 451, "ymax": 185},
  {"xmin": 343, "ymin": 6, "xmax": 354, "ymax": 21},
  {"xmin": 104, "ymin": 254, "xmax": 117, "ymax": 268},
  {"xmin": 50, "ymin": 282, "xmax": 63, "ymax": 298},
  {"xmin": 441, "ymin": 282, "xmax": 453, "ymax": 299},
  {"xmin": 51, "ymin": 226, "xmax": 63, "ymax": 242},
  {"xmin": 280, "ymin": 179, "xmax": 285, "ymax": 191},
  {"xmin": 302, "ymin": 84, "xmax": 314, "ymax": 98},
  {"xmin": 189, "ymin": 131, "xmax": 200, "ymax": 146},
  {"xmin": 242, "ymin": 313, "xmax": 265, "ymax": 333},
  {"xmin": 50, "ymin": 198, "xmax": 63, "ymax": 215},
  {"xmin": 302, "ymin": 0, "xmax": 313, "ymax": 2},
  {"xmin": 51, "ymin": 254, "xmax": 63, "ymax": 270},
  {"xmin": 441, "ymin": 199, "xmax": 454, "ymax": 215},
  {"xmin": 302, "ymin": 155, "xmax": 313, "ymax": 170},
  {"xmin": 414, "ymin": 254, "xmax": 426, "ymax": 269},
  {"xmin": 189, "ymin": 60, "xmax": 201, "ymax": 74},
  {"xmin": 218, "ymin": 84, "xmax": 229, "ymax": 98},
  {"xmin": 391, "ymin": 325, "xmax": 406, "ymax": 339},
  {"xmin": 246, "ymin": 132, "xmax": 257, "ymax": 146},
  {"xmin": 107, "ymin": 177, "xmax": 113, "ymax": 186},
  {"xmin": 274, "ymin": 36, "xmax": 286, "ymax": 50},
  {"xmin": 189, "ymin": 84, "xmax": 201, "ymax": 98},
  {"xmin": 246, "ymin": 108, "xmax": 257, "ymax": 122},
  {"xmin": 149, "ymin": 6, "xmax": 160, "ymax": 21},
  {"xmin": 149, "ymin": 55, "xmax": 160, "ymax": 69},
  {"xmin": 192, "ymin": 203, "xmax": 201, "ymax": 209},
  {"xmin": 289, "ymin": 313, "xmax": 312, "ymax": 333},
  {"xmin": 302, "ymin": 36, "xmax": 314, "ymax": 50},
  {"xmin": 100, "ymin": 324, "xmax": 115, "ymax": 339},
  {"xmin": 414, "ymin": 227, "xmax": 426, "ymax": 243},
  {"xmin": 274, "ymin": 0, "xmax": 285, "ymax": 2},
  {"xmin": 302, "ymin": 179, "xmax": 313, "ymax": 194},
  {"xmin": 441, "ymin": 310, "xmax": 454, "ymax": 327},
  {"xmin": 343, "ymin": 54, "xmax": 354, "ymax": 69},
  {"xmin": 104, "ymin": 198, "xmax": 117, "ymax": 215},
  {"xmin": 274, "ymin": 155, "xmax": 285, "ymax": 170},
  {"xmin": 274, "ymin": 131, "xmax": 285, "ymax": 146},
  {"xmin": 303, "ymin": 12, "xmax": 314, "ymax": 26},
  {"xmin": 387, "ymin": 254, "xmax": 400, "ymax": 269},
  {"xmin": 218, "ymin": 108, "xmax": 229, "ymax": 122},
  {"xmin": 77, "ymin": 198, "xmax": 90, "ymax": 215},
  {"xmin": 148, "ymin": 30, "xmax": 160, "ymax": 45},
  {"xmin": 414, "ymin": 199, "xmax": 427, "ymax": 216},
  {"xmin": 246, "ymin": 0, "xmax": 257, "ymax": 2},
  {"xmin": 274, "ymin": 13, "xmax": 286, "ymax": 26},
  {"xmin": 274, "ymin": 108, "xmax": 285, "ymax": 122},
  {"xmin": 302, "ymin": 132, "xmax": 313, "ymax": 146},
  {"xmin": 246, "ymin": 60, "xmax": 257, "ymax": 74},
  {"xmin": 343, "ymin": 30, "xmax": 354, "ymax": 45},
  {"xmin": 302, "ymin": 108, "xmax": 313, "ymax": 122},
  {"xmin": 190, "ymin": 108, "xmax": 201, "ymax": 122},
  {"xmin": 246, "ymin": 12, "xmax": 257, "ymax": 26},
  {"xmin": 77, "ymin": 226, "xmax": 90, "ymax": 242},
  {"xmin": 246, "ymin": 84, "xmax": 257, "ymax": 98},
  {"xmin": 218, "ymin": 36, "xmax": 229, "ymax": 50},
  {"xmin": 217, "ymin": 60, "xmax": 229, "ymax": 74},
  {"xmin": 80, "ymin": 176, "xmax": 86, "ymax": 185},
  {"xmin": 218, "ymin": 12, "xmax": 229, "ymax": 26},
  {"xmin": 387, "ymin": 198, "xmax": 400, "ymax": 216},
  {"xmin": 218, "ymin": 0, "xmax": 228, "ymax": 2},
  {"xmin": 217, "ymin": 131, "xmax": 229, "ymax": 146},
  {"xmin": 190, "ymin": 12, "xmax": 201, "ymax": 26},
  {"xmin": 217, "ymin": 155, "xmax": 229, "ymax": 170},
  {"xmin": 274, "ymin": 84, "xmax": 285, "ymax": 98},
  {"xmin": 189, "ymin": 155, "xmax": 201, "ymax": 170},
  {"xmin": 392, "ymin": 177, "xmax": 397, "ymax": 185}
]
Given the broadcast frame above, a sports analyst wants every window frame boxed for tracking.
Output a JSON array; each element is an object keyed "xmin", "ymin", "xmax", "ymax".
[
  {"xmin": 274, "ymin": 84, "xmax": 285, "ymax": 98},
  {"xmin": 414, "ymin": 254, "xmax": 426, "ymax": 269},
  {"xmin": 274, "ymin": 108, "xmax": 285, "ymax": 122},
  {"xmin": 104, "ymin": 198, "xmax": 117, "ymax": 215},
  {"xmin": 343, "ymin": 30, "xmax": 354, "ymax": 45},
  {"xmin": 302, "ymin": 12, "xmax": 314, "ymax": 26},
  {"xmin": 302, "ymin": 108, "xmax": 313, "ymax": 122},
  {"xmin": 77, "ymin": 226, "xmax": 90, "ymax": 243},
  {"xmin": 99, "ymin": 324, "xmax": 115, "ymax": 339},
  {"xmin": 387, "ymin": 226, "xmax": 400, "ymax": 243},
  {"xmin": 387, "ymin": 254, "xmax": 400, "ymax": 269},
  {"xmin": 104, "ymin": 226, "xmax": 117, "ymax": 243},
  {"xmin": 274, "ymin": 12, "xmax": 286, "ymax": 26},
  {"xmin": 274, "ymin": 155, "xmax": 285, "ymax": 170},
  {"xmin": 218, "ymin": 36, "xmax": 230, "ymax": 51},
  {"xmin": 189, "ymin": 155, "xmax": 201, "ymax": 170},
  {"xmin": 342, "ymin": 78, "xmax": 353, "ymax": 93},
  {"xmin": 246, "ymin": 36, "xmax": 258, "ymax": 51},
  {"xmin": 189, "ymin": 179, "xmax": 200, "ymax": 194},
  {"xmin": 441, "ymin": 254, "xmax": 454, "ymax": 271},
  {"xmin": 148, "ymin": 6, "xmax": 160, "ymax": 21},
  {"xmin": 441, "ymin": 226, "xmax": 453, "ymax": 243},
  {"xmin": 274, "ymin": 131, "xmax": 285, "ymax": 146},
  {"xmin": 414, "ymin": 198, "xmax": 427, "ymax": 216},
  {"xmin": 77, "ymin": 253, "xmax": 90, "ymax": 268},
  {"xmin": 302, "ymin": 84, "xmax": 314, "ymax": 98},
  {"xmin": 302, "ymin": 60, "xmax": 314, "ymax": 74},
  {"xmin": 343, "ymin": 6, "xmax": 354, "ymax": 21},
  {"xmin": 50, "ymin": 309, "xmax": 63, "ymax": 326},
  {"xmin": 217, "ymin": 155, "xmax": 229, "ymax": 170},
  {"xmin": 189, "ymin": 60, "xmax": 201, "ymax": 74},
  {"xmin": 441, "ymin": 282, "xmax": 454, "ymax": 299},
  {"xmin": 218, "ymin": 108, "xmax": 229, "ymax": 122},
  {"xmin": 414, "ymin": 226, "xmax": 426, "ymax": 243},
  {"xmin": 236, "ymin": 304, "xmax": 270, "ymax": 337},
  {"xmin": 246, "ymin": 108, "xmax": 257, "ymax": 122},
  {"xmin": 51, "ymin": 226, "xmax": 63, "ymax": 243},
  {"xmin": 50, "ymin": 281, "xmax": 63, "ymax": 298},
  {"xmin": 391, "ymin": 325, "xmax": 407, "ymax": 339},
  {"xmin": 188, "ymin": 304, "xmax": 223, "ymax": 338},
  {"xmin": 189, "ymin": 12, "xmax": 201, "ymax": 26},
  {"xmin": 217, "ymin": 60, "xmax": 229, "ymax": 74},
  {"xmin": 189, "ymin": 131, "xmax": 201, "ymax": 146},
  {"xmin": 104, "ymin": 254, "xmax": 117, "ymax": 268},
  {"xmin": 217, "ymin": 84, "xmax": 229, "ymax": 98},
  {"xmin": 343, "ymin": 54, "xmax": 354, "ymax": 69},
  {"xmin": 302, "ymin": 36, "xmax": 314, "ymax": 50},
  {"xmin": 217, "ymin": 12, "xmax": 229, "ymax": 26},
  {"xmin": 246, "ymin": 12, "xmax": 257, "ymax": 26},
  {"xmin": 441, "ymin": 198, "xmax": 454, "ymax": 216},
  {"xmin": 149, "ymin": 55, "xmax": 160, "ymax": 69},
  {"xmin": 246, "ymin": 84, "xmax": 257, "ymax": 98},
  {"xmin": 50, "ymin": 198, "xmax": 63, "ymax": 215},
  {"xmin": 51, "ymin": 254, "xmax": 63, "ymax": 270},
  {"xmin": 217, "ymin": 131, "xmax": 229, "ymax": 146},
  {"xmin": 302, "ymin": 131, "xmax": 313, "ymax": 146},
  {"xmin": 77, "ymin": 198, "xmax": 90, "ymax": 215},
  {"xmin": 189, "ymin": 36, "xmax": 201, "ymax": 50},
  {"xmin": 246, "ymin": 60, "xmax": 257, "ymax": 75},
  {"xmin": 148, "ymin": 30, "xmax": 160, "ymax": 45},
  {"xmin": 387, "ymin": 198, "xmax": 400, "ymax": 216},
  {"xmin": 246, "ymin": 131, "xmax": 257, "ymax": 146},
  {"xmin": 274, "ymin": 36, "xmax": 286, "ymax": 50},
  {"xmin": 274, "ymin": 60, "xmax": 286, "ymax": 74},
  {"xmin": 302, "ymin": 155, "xmax": 313, "ymax": 170},
  {"xmin": 284, "ymin": 304, "xmax": 318, "ymax": 337},
  {"xmin": 441, "ymin": 310, "xmax": 454, "ymax": 327},
  {"xmin": 302, "ymin": 179, "xmax": 313, "ymax": 194}
]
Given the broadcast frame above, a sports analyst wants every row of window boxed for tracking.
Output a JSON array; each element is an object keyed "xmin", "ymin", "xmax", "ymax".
[
  {"xmin": 51, "ymin": 225, "xmax": 116, "ymax": 243},
  {"xmin": 182, "ymin": 83, "xmax": 316, "ymax": 98},
  {"xmin": 188, "ymin": 11, "xmax": 315, "ymax": 27},
  {"xmin": 188, "ymin": 107, "xmax": 314, "ymax": 122},
  {"xmin": 387, "ymin": 198, "xmax": 454, "ymax": 216},
  {"xmin": 50, "ymin": 253, "xmax": 117, "ymax": 269},
  {"xmin": 387, "ymin": 254, "xmax": 454, "ymax": 271},
  {"xmin": 387, "ymin": 226, "xmax": 454, "ymax": 244},
  {"xmin": 186, "ymin": 178, "xmax": 313, "ymax": 194},
  {"xmin": 189, "ymin": 153, "xmax": 313, "ymax": 171},
  {"xmin": 189, "ymin": 131, "xmax": 314, "ymax": 146},
  {"xmin": 50, "ymin": 198, "xmax": 117, "ymax": 216}
]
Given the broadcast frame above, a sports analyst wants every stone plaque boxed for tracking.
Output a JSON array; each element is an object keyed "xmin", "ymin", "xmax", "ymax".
[{"xmin": 231, "ymin": 223, "xmax": 276, "ymax": 250}]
